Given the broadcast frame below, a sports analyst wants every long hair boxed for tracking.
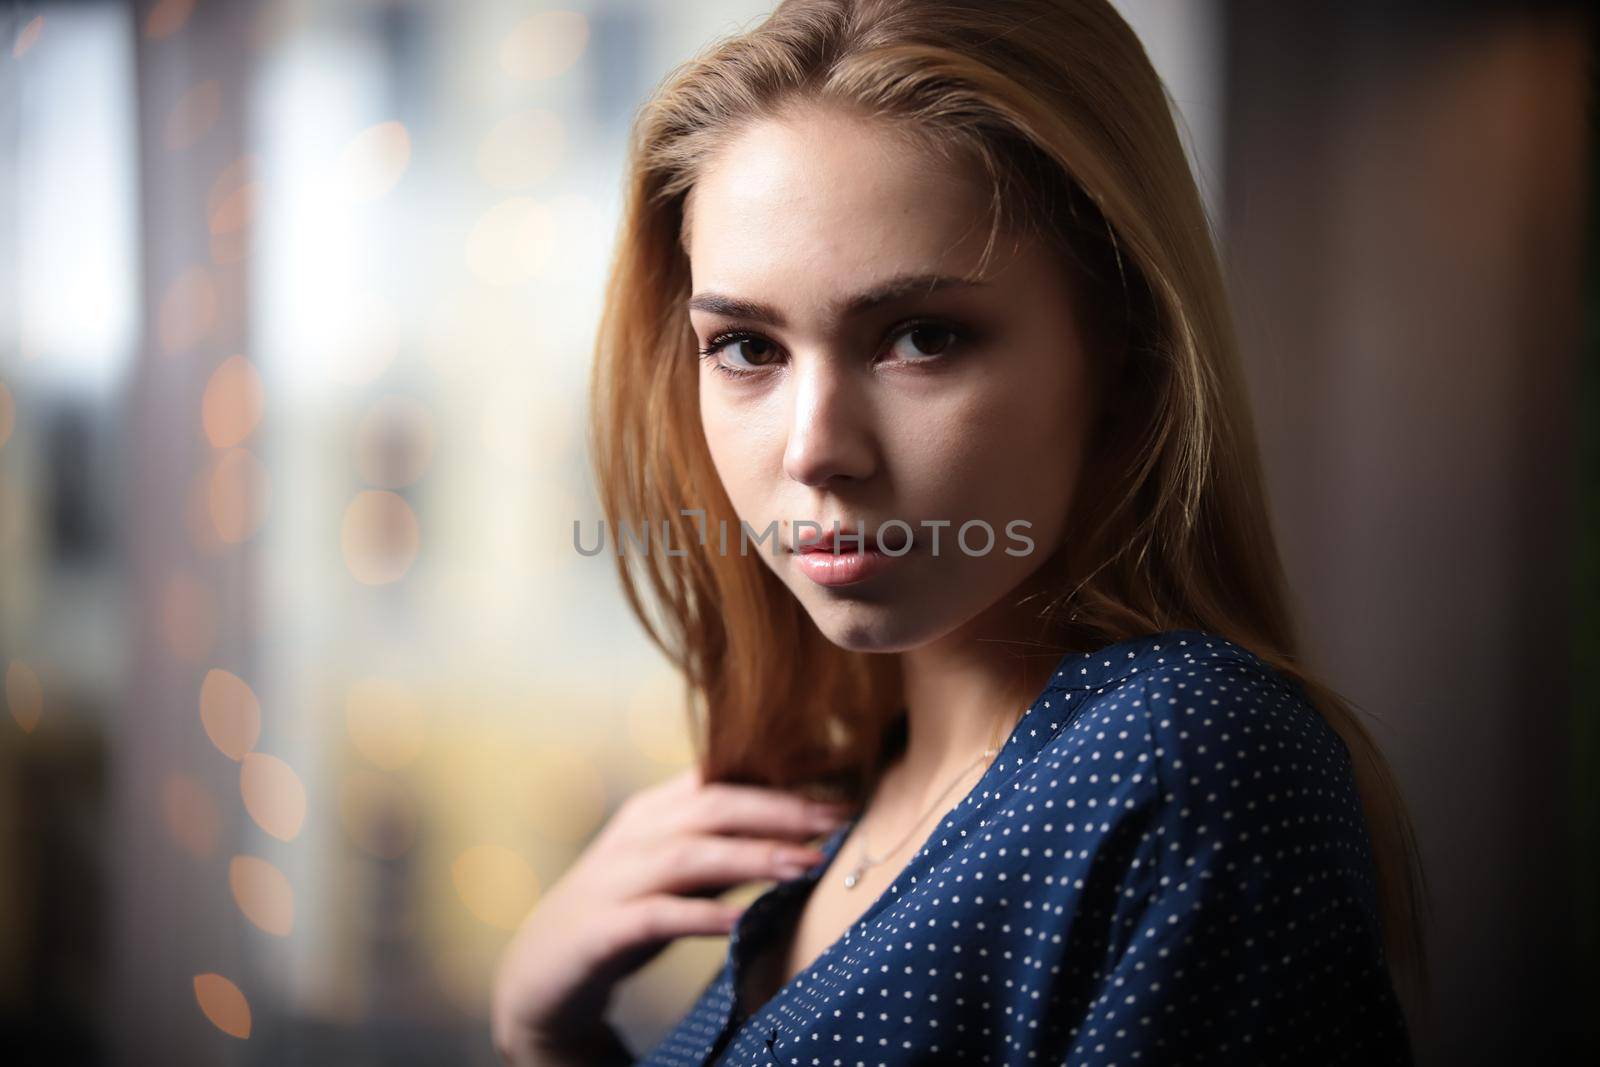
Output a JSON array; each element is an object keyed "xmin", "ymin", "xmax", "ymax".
[{"xmin": 587, "ymin": 0, "xmax": 1430, "ymax": 1022}]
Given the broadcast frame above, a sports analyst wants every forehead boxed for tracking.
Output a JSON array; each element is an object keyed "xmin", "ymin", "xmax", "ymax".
[{"xmin": 684, "ymin": 110, "xmax": 996, "ymax": 298}]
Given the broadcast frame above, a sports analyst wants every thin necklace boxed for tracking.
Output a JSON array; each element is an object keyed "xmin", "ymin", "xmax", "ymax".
[{"xmin": 841, "ymin": 706, "xmax": 1018, "ymax": 890}]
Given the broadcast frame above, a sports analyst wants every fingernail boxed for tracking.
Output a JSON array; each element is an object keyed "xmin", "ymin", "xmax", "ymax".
[{"xmin": 778, "ymin": 847, "xmax": 823, "ymax": 872}]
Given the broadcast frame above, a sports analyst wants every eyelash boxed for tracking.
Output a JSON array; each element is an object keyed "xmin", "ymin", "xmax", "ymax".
[{"xmin": 696, "ymin": 318, "xmax": 974, "ymax": 380}]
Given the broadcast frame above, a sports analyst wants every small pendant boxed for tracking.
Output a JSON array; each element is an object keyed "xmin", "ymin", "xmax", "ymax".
[{"xmin": 843, "ymin": 859, "xmax": 868, "ymax": 889}]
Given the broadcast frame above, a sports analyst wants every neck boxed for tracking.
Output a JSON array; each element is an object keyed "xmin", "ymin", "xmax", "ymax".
[
  {"xmin": 887, "ymin": 638, "xmax": 1058, "ymax": 807},
  {"xmin": 882, "ymin": 573, "xmax": 1070, "ymax": 814}
]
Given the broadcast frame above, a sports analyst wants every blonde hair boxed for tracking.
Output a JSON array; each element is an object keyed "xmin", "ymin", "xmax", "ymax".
[{"xmin": 588, "ymin": 0, "xmax": 1430, "ymax": 1022}]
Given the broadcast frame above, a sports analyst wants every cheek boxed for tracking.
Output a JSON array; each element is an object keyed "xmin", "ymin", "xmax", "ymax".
[
  {"xmin": 881, "ymin": 373, "xmax": 1085, "ymax": 563},
  {"xmin": 699, "ymin": 400, "xmax": 740, "ymax": 500},
  {"xmin": 698, "ymin": 387, "xmax": 777, "ymax": 514},
  {"xmin": 910, "ymin": 361, "xmax": 1083, "ymax": 491}
]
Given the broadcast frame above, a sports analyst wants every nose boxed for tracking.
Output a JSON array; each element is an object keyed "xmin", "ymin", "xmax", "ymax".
[{"xmin": 782, "ymin": 355, "xmax": 876, "ymax": 487}]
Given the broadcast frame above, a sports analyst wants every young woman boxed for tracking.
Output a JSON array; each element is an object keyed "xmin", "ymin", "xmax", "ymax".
[{"xmin": 491, "ymin": 1, "xmax": 1429, "ymax": 1063}]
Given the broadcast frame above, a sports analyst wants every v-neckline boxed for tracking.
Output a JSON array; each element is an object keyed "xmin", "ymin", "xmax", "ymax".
[
  {"xmin": 721, "ymin": 677, "xmax": 1071, "ymax": 1030},
  {"xmin": 703, "ymin": 629, "xmax": 1226, "ymax": 1061}
]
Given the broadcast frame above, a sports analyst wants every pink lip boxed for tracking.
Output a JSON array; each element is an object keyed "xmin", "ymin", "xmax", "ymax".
[
  {"xmin": 797, "ymin": 533, "xmax": 868, "ymax": 553},
  {"xmin": 791, "ymin": 524, "xmax": 913, "ymax": 554},
  {"xmin": 791, "ymin": 545, "xmax": 901, "ymax": 587},
  {"xmin": 794, "ymin": 527, "xmax": 865, "ymax": 553}
]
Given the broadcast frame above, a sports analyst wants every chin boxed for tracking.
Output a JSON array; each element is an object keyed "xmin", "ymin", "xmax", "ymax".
[{"xmin": 796, "ymin": 594, "xmax": 951, "ymax": 654}]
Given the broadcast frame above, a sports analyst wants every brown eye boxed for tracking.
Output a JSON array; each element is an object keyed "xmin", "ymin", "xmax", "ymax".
[
  {"xmin": 890, "ymin": 323, "xmax": 959, "ymax": 361},
  {"xmin": 698, "ymin": 331, "xmax": 784, "ymax": 377},
  {"xmin": 730, "ymin": 337, "xmax": 780, "ymax": 367}
]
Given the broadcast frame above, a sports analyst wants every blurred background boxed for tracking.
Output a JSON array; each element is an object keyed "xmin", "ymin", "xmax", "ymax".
[{"xmin": 0, "ymin": 0, "xmax": 1593, "ymax": 1064}]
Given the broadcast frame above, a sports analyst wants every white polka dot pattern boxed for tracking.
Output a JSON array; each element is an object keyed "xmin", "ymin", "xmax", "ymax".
[{"xmin": 631, "ymin": 629, "xmax": 1414, "ymax": 1065}]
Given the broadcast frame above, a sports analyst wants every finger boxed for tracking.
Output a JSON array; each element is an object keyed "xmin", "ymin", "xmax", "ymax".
[
  {"xmin": 679, "ymin": 782, "xmax": 856, "ymax": 841},
  {"xmin": 640, "ymin": 833, "xmax": 831, "ymax": 898},
  {"xmin": 619, "ymin": 894, "xmax": 747, "ymax": 947}
]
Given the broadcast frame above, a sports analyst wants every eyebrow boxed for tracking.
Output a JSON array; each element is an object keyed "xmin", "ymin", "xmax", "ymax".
[{"xmin": 686, "ymin": 272, "xmax": 988, "ymax": 328}]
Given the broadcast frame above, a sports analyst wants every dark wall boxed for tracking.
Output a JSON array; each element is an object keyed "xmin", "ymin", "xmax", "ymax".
[{"xmin": 1223, "ymin": 1, "xmax": 1596, "ymax": 1061}]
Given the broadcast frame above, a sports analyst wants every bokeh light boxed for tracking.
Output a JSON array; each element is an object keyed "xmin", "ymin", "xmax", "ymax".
[
  {"xmin": 200, "ymin": 668, "xmax": 262, "ymax": 762},
  {"xmin": 229, "ymin": 855, "xmax": 294, "ymax": 937},
  {"xmin": 192, "ymin": 972, "xmax": 251, "ymax": 1039},
  {"xmin": 451, "ymin": 843, "xmax": 540, "ymax": 930},
  {"xmin": 240, "ymin": 752, "xmax": 307, "ymax": 842},
  {"xmin": 335, "ymin": 120, "xmax": 411, "ymax": 203},
  {"xmin": 5, "ymin": 660, "xmax": 43, "ymax": 733},
  {"xmin": 157, "ymin": 265, "xmax": 217, "ymax": 358},
  {"xmin": 207, "ymin": 155, "xmax": 257, "ymax": 235},
  {"xmin": 499, "ymin": 11, "xmax": 589, "ymax": 81},
  {"xmin": 208, "ymin": 447, "xmax": 271, "ymax": 543},
  {"xmin": 207, "ymin": 155, "xmax": 258, "ymax": 265},
  {"xmin": 201, "ymin": 355, "xmax": 265, "ymax": 449},
  {"xmin": 12, "ymin": 14, "xmax": 43, "ymax": 58},
  {"xmin": 341, "ymin": 490, "xmax": 421, "ymax": 585},
  {"xmin": 144, "ymin": 0, "xmax": 195, "ymax": 41},
  {"xmin": 184, "ymin": 467, "xmax": 228, "ymax": 557}
]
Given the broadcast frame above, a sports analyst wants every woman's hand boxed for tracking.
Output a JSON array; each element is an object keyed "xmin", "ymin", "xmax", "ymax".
[{"xmin": 489, "ymin": 765, "xmax": 855, "ymax": 1066}]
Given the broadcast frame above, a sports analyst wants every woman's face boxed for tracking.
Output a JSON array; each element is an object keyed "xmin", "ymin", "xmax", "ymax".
[{"xmin": 684, "ymin": 107, "xmax": 1096, "ymax": 653}]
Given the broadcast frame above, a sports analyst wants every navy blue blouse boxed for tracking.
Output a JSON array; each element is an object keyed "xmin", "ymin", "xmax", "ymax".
[{"xmin": 633, "ymin": 629, "xmax": 1414, "ymax": 1065}]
